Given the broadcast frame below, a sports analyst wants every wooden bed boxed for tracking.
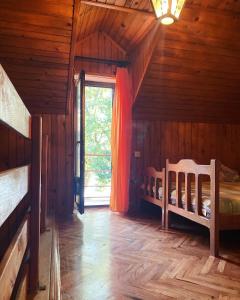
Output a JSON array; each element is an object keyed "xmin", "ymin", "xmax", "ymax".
[
  {"xmin": 0, "ymin": 64, "xmax": 42, "ymax": 298},
  {"xmin": 141, "ymin": 167, "xmax": 166, "ymax": 226},
  {"xmin": 165, "ymin": 159, "xmax": 240, "ymax": 257}
]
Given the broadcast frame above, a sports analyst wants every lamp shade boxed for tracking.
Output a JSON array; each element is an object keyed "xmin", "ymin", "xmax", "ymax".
[{"xmin": 150, "ymin": 0, "xmax": 186, "ymax": 25}]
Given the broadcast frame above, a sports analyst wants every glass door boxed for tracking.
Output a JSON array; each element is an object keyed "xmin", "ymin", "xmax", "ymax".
[{"xmin": 84, "ymin": 83, "xmax": 113, "ymax": 206}]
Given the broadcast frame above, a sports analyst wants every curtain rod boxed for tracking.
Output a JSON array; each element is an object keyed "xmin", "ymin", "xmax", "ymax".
[{"xmin": 75, "ymin": 56, "xmax": 129, "ymax": 68}]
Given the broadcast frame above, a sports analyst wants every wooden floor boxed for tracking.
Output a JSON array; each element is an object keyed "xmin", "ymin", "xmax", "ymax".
[{"xmin": 58, "ymin": 207, "xmax": 240, "ymax": 300}]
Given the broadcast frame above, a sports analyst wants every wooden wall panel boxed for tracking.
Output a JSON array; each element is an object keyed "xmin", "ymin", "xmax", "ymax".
[
  {"xmin": 130, "ymin": 121, "xmax": 240, "ymax": 192},
  {"xmin": 41, "ymin": 113, "xmax": 74, "ymax": 215},
  {"xmin": 75, "ymin": 31, "xmax": 127, "ymax": 76}
]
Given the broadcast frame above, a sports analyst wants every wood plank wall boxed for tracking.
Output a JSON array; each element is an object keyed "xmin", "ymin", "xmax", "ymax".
[
  {"xmin": 41, "ymin": 114, "xmax": 74, "ymax": 215},
  {"xmin": 130, "ymin": 119, "xmax": 240, "ymax": 210},
  {"xmin": 130, "ymin": 120, "xmax": 240, "ymax": 185},
  {"xmin": 75, "ymin": 30, "xmax": 127, "ymax": 76}
]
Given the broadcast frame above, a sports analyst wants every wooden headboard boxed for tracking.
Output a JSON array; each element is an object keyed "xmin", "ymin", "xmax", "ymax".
[{"xmin": 0, "ymin": 64, "xmax": 42, "ymax": 298}]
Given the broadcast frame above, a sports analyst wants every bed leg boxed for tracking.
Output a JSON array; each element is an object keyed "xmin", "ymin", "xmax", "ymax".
[
  {"xmin": 210, "ymin": 227, "xmax": 219, "ymax": 257},
  {"xmin": 210, "ymin": 159, "xmax": 220, "ymax": 257},
  {"xmin": 165, "ymin": 209, "xmax": 170, "ymax": 229},
  {"xmin": 161, "ymin": 207, "xmax": 165, "ymax": 228}
]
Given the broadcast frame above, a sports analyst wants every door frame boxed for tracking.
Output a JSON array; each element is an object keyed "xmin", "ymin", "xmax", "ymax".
[
  {"xmin": 74, "ymin": 70, "xmax": 85, "ymax": 214},
  {"xmin": 73, "ymin": 73, "xmax": 115, "ymax": 211}
]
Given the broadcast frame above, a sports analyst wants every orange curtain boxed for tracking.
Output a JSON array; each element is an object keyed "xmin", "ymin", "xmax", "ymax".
[{"xmin": 110, "ymin": 68, "xmax": 133, "ymax": 213}]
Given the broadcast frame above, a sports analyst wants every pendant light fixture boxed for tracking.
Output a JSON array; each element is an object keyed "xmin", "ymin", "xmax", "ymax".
[{"xmin": 150, "ymin": 0, "xmax": 186, "ymax": 25}]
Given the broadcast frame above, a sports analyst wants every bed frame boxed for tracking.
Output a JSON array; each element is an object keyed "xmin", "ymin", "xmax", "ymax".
[
  {"xmin": 165, "ymin": 159, "xmax": 240, "ymax": 257},
  {"xmin": 0, "ymin": 65, "xmax": 42, "ymax": 298},
  {"xmin": 141, "ymin": 167, "xmax": 166, "ymax": 226}
]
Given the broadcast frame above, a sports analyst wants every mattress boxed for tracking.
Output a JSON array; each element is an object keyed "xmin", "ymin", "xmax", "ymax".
[{"xmin": 166, "ymin": 182, "xmax": 240, "ymax": 218}]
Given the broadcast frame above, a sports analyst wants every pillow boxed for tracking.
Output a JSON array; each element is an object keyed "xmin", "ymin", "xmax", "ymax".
[{"xmin": 219, "ymin": 164, "xmax": 240, "ymax": 182}]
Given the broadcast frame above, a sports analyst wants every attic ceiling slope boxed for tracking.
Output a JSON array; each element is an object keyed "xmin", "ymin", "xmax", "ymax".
[
  {"xmin": 0, "ymin": 0, "xmax": 75, "ymax": 114},
  {"xmin": 133, "ymin": 0, "xmax": 240, "ymax": 123},
  {"xmin": 78, "ymin": 2, "xmax": 155, "ymax": 53}
]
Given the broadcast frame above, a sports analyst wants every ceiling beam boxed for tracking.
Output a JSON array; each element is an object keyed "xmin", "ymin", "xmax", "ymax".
[{"xmin": 81, "ymin": 0, "xmax": 155, "ymax": 18}]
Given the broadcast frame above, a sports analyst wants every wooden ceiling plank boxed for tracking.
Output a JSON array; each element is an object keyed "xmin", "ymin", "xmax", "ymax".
[
  {"xmin": 0, "ymin": 0, "xmax": 75, "ymax": 114},
  {"xmin": 1, "ymin": 36, "xmax": 71, "ymax": 54},
  {"xmin": 6, "ymin": 72, "xmax": 68, "ymax": 83},
  {"xmin": 0, "ymin": 27, "xmax": 71, "ymax": 44},
  {"xmin": 154, "ymin": 47, "xmax": 240, "ymax": 70},
  {"xmin": 0, "ymin": 57, "xmax": 69, "ymax": 71},
  {"xmin": 0, "ymin": 1, "xmax": 73, "ymax": 18},
  {"xmin": 3, "ymin": 64, "xmax": 68, "ymax": 77},
  {"xmin": 0, "ymin": 8, "xmax": 72, "ymax": 31},
  {"xmin": 13, "ymin": 80, "xmax": 67, "ymax": 92},
  {"xmin": 0, "ymin": 20, "xmax": 72, "ymax": 37},
  {"xmin": 81, "ymin": 0, "xmax": 154, "ymax": 17},
  {"xmin": 138, "ymin": 97, "xmax": 240, "ymax": 108},
  {"xmin": 127, "ymin": 17, "xmax": 155, "ymax": 51},
  {"xmin": 140, "ymin": 83, "xmax": 240, "ymax": 97},
  {"xmin": 0, "ymin": 45, "xmax": 70, "ymax": 59},
  {"xmin": 17, "ymin": 87, "xmax": 67, "ymax": 98},
  {"xmin": 129, "ymin": 22, "xmax": 160, "ymax": 102},
  {"xmin": 155, "ymin": 37, "xmax": 240, "ymax": 61},
  {"xmin": 105, "ymin": 11, "xmax": 127, "ymax": 49},
  {"xmin": 149, "ymin": 63, "xmax": 240, "ymax": 81},
  {"xmin": 0, "ymin": 50, "xmax": 69, "ymax": 65},
  {"xmin": 118, "ymin": 14, "xmax": 151, "ymax": 50},
  {"xmin": 143, "ymin": 74, "xmax": 240, "ymax": 91}
]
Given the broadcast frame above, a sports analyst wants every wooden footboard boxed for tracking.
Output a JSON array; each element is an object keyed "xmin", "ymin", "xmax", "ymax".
[
  {"xmin": 141, "ymin": 167, "xmax": 166, "ymax": 226},
  {"xmin": 166, "ymin": 159, "xmax": 220, "ymax": 257}
]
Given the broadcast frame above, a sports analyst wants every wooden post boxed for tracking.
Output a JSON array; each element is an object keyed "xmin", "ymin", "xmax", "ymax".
[
  {"xmin": 210, "ymin": 159, "xmax": 220, "ymax": 257},
  {"xmin": 165, "ymin": 160, "xmax": 170, "ymax": 229},
  {"xmin": 162, "ymin": 168, "xmax": 166, "ymax": 228},
  {"xmin": 41, "ymin": 135, "xmax": 48, "ymax": 233},
  {"xmin": 29, "ymin": 115, "xmax": 42, "ymax": 293}
]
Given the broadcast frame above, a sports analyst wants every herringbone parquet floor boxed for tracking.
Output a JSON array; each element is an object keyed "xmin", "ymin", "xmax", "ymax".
[{"xmin": 58, "ymin": 207, "xmax": 240, "ymax": 300}]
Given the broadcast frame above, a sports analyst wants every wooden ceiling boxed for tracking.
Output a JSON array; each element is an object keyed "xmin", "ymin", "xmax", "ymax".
[
  {"xmin": 134, "ymin": 0, "xmax": 240, "ymax": 122},
  {"xmin": 77, "ymin": 0, "xmax": 155, "ymax": 53},
  {"xmin": 0, "ymin": 0, "xmax": 75, "ymax": 114},
  {"xmin": 0, "ymin": 0, "xmax": 156, "ymax": 114},
  {"xmin": 0, "ymin": 0, "xmax": 240, "ymax": 120}
]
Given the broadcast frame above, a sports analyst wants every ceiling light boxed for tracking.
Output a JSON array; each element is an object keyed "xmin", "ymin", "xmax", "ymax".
[{"xmin": 150, "ymin": 0, "xmax": 186, "ymax": 25}]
